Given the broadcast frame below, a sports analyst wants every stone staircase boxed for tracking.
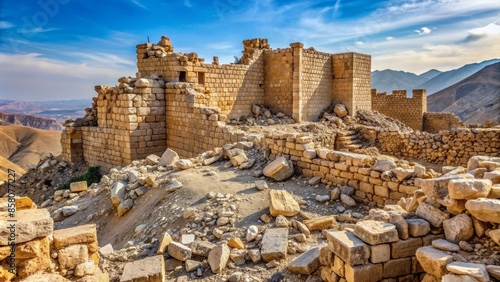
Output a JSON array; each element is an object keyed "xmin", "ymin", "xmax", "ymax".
[{"xmin": 337, "ymin": 130, "xmax": 363, "ymax": 150}]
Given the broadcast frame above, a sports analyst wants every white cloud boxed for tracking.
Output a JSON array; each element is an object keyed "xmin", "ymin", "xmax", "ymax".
[
  {"xmin": 386, "ymin": 36, "xmax": 394, "ymax": 41},
  {"xmin": 355, "ymin": 41, "xmax": 365, "ymax": 46},
  {"xmin": 0, "ymin": 21, "xmax": 14, "ymax": 29},
  {"xmin": 468, "ymin": 22, "xmax": 500, "ymax": 36},
  {"xmin": 0, "ymin": 53, "xmax": 135, "ymax": 101},
  {"xmin": 130, "ymin": 0, "xmax": 147, "ymax": 9},
  {"xmin": 414, "ymin": 27, "xmax": 432, "ymax": 35},
  {"xmin": 206, "ymin": 43, "xmax": 234, "ymax": 50},
  {"xmin": 334, "ymin": 0, "xmax": 341, "ymax": 14},
  {"xmin": 17, "ymin": 27, "xmax": 60, "ymax": 34}
]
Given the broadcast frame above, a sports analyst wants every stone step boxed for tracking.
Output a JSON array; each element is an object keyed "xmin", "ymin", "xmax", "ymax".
[
  {"xmin": 343, "ymin": 144, "xmax": 363, "ymax": 150},
  {"xmin": 338, "ymin": 131, "xmax": 357, "ymax": 137},
  {"xmin": 339, "ymin": 139, "xmax": 361, "ymax": 145},
  {"xmin": 338, "ymin": 135, "xmax": 359, "ymax": 142}
]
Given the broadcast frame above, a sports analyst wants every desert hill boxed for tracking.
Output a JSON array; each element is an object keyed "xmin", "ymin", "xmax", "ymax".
[
  {"xmin": 0, "ymin": 122, "xmax": 61, "ymax": 183},
  {"xmin": 0, "ymin": 111, "xmax": 63, "ymax": 130},
  {"xmin": 427, "ymin": 62, "xmax": 500, "ymax": 124}
]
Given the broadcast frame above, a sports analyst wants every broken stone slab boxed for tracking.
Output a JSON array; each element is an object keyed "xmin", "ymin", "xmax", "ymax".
[
  {"xmin": 441, "ymin": 274, "xmax": 479, "ymax": 282},
  {"xmin": 261, "ymin": 228, "xmax": 288, "ymax": 262},
  {"xmin": 158, "ymin": 148, "xmax": 179, "ymax": 166},
  {"xmin": 484, "ymin": 169, "xmax": 500, "ymax": 185},
  {"xmin": 392, "ymin": 167, "xmax": 414, "ymax": 181},
  {"xmin": 70, "ymin": 181, "xmax": 88, "ymax": 193},
  {"xmin": 467, "ymin": 156, "xmax": 500, "ymax": 171},
  {"xmin": 0, "ymin": 208, "xmax": 53, "ymax": 245},
  {"xmin": 294, "ymin": 220, "xmax": 311, "ymax": 238},
  {"xmin": 416, "ymin": 246, "xmax": 454, "ymax": 278},
  {"xmin": 227, "ymin": 149, "xmax": 248, "ymax": 166},
  {"xmin": 486, "ymin": 265, "xmax": 500, "ymax": 280},
  {"xmin": 287, "ymin": 246, "xmax": 321, "ymax": 275},
  {"xmin": 117, "ymin": 199, "xmax": 133, "ymax": 217},
  {"xmin": 227, "ymin": 237, "xmax": 245, "ymax": 249},
  {"xmin": 263, "ymin": 156, "xmax": 294, "ymax": 181},
  {"xmin": 326, "ymin": 231, "xmax": 370, "ymax": 266},
  {"xmin": 110, "ymin": 181, "xmax": 126, "ymax": 207},
  {"xmin": 309, "ymin": 176, "xmax": 322, "ymax": 185},
  {"xmin": 432, "ymin": 239, "xmax": 460, "ymax": 252},
  {"xmin": 120, "ymin": 255, "xmax": 165, "ymax": 282},
  {"xmin": 341, "ymin": 194, "xmax": 356, "ymax": 207},
  {"xmin": 269, "ymin": 190, "xmax": 300, "ymax": 217},
  {"xmin": 334, "ymin": 104, "xmax": 348, "ymax": 118},
  {"xmin": 208, "ymin": 244, "xmax": 230, "ymax": 274},
  {"xmin": 230, "ymin": 249, "xmax": 247, "ymax": 265},
  {"xmin": 448, "ymin": 179, "xmax": 492, "ymax": 200},
  {"xmin": 185, "ymin": 259, "xmax": 202, "ymax": 272},
  {"xmin": 443, "ymin": 214, "xmax": 474, "ymax": 243},
  {"xmin": 372, "ymin": 159, "xmax": 397, "ymax": 172},
  {"xmin": 465, "ymin": 198, "xmax": 500, "ymax": 223},
  {"xmin": 239, "ymin": 159, "xmax": 256, "ymax": 170},
  {"xmin": 165, "ymin": 180, "xmax": 183, "ymax": 192},
  {"xmin": 175, "ymin": 159, "xmax": 194, "ymax": 170},
  {"xmin": 168, "ymin": 241, "xmax": 192, "ymax": 261},
  {"xmin": 53, "ymin": 224, "xmax": 97, "ymax": 250},
  {"xmin": 303, "ymin": 215, "xmax": 337, "ymax": 231},
  {"xmin": 353, "ymin": 220, "xmax": 399, "ymax": 245},
  {"xmin": 446, "ymin": 262, "xmax": 490, "ymax": 282},
  {"xmin": 156, "ymin": 231, "xmax": 173, "ymax": 255},
  {"xmin": 416, "ymin": 202, "xmax": 450, "ymax": 227},
  {"xmin": 421, "ymin": 174, "xmax": 474, "ymax": 200},
  {"xmin": 190, "ymin": 240, "xmax": 215, "ymax": 257}
]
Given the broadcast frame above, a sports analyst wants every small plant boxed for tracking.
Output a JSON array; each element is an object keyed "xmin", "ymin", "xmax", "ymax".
[{"xmin": 59, "ymin": 166, "xmax": 102, "ymax": 190}]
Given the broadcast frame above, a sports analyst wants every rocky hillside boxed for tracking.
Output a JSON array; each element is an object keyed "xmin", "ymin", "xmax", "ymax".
[
  {"xmin": 0, "ymin": 112, "xmax": 63, "ymax": 130},
  {"xmin": 427, "ymin": 62, "xmax": 500, "ymax": 124}
]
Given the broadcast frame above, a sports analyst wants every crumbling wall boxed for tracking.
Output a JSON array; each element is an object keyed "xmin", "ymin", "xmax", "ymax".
[
  {"xmin": 423, "ymin": 112, "xmax": 463, "ymax": 133},
  {"xmin": 332, "ymin": 53, "xmax": 371, "ymax": 116},
  {"xmin": 60, "ymin": 126, "xmax": 83, "ymax": 163},
  {"xmin": 377, "ymin": 128, "xmax": 500, "ymax": 166},
  {"xmin": 204, "ymin": 50, "xmax": 265, "ymax": 119},
  {"xmin": 264, "ymin": 49, "xmax": 293, "ymax": 116},
  {"xmin": 371, "ymin": 89, "xmax": 427, "ymax": 131},
  {"xmin": 301, "ymin": 49, "xmax": 334, "ymax": 121}
]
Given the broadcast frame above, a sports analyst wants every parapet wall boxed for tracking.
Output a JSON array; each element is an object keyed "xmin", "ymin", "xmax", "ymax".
[
  {"xmin": 371, "ymin": 89, "xmax": 427, "ymax": 131},
  {"xmin": 423, "ymin": 112, "xmax": 463, "ymax": 133},
  {"xmin": 375, "ymin": 127, "xmax": 500, "ymax": 166}
]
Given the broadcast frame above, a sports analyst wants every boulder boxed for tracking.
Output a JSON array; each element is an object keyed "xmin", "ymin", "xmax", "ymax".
[
  {"xmin": 372, "ymin": 160, "xmax": 397, "ymax": 172},
  {"xmin": 443, "ymin": 214, "xmax": 474, "ymax": 243},
  {"xmin": 190, "ymin": 241, "xmax": 215, "ymax": 257},
  {"xmin": 334, "ymin": 104, "xmax": 348, "ymax": 118},
  {"xmin": 208, "ymin": 244, "xmax": 230, "ymax": 273},
  {"xmin": 117, "ymin": 199, "xmax": 133, "ymax": 217},
  {"xmin": 175, "ymin": 159, "xmax": 194, "ymax": 170},
  {"xmin": 269, "ymin": 190, "xmax": 300, "ymax": 217},
  {"xmin": 227, "ymin": 149, "xmax": 248, "ymax": 166},
  {"xmin": 465, "ymin": 198, "xmax": 500, "ymax": 223},
  {"xmin": 158, "ymin": 148, "xmax": 179, "ymax": 166},
  {"xmin": 145, "ymin": 154, "xmax": 160, "ymax": 165},
  {"xmin": 168, "ymin": 242, "xmax": 192, "ymax": 261},
  {"xmin": 263, "ymin": 156, "xmax": 294, "ymax": 181},
  {"xmin": 467, "ymin": 156, "xmax": 500, "ymax": 171},
  {"xmin": 110, "ymin": 181, "xmax": 126, "ymax": 207},
  {"xmin": 448, "ymin": 179, "xmax": 492, "ymax": 200}
]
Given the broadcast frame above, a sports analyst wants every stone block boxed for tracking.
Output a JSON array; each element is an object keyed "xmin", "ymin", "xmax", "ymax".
[
  {"xmin": 448, "ymin": 179, "xmax": 492, "ymax": 200},
  {"xmin": 156, "ymin": 231, "xmax": 172, "ymax": 254},
  {"xmin": 15, "ymin": 236, "xmax": 49, "ymax": 259},
  {"xmin": 327, "ymin": 231, "xmax": 370, "ymax": 266},
  {"xmin": 57, "ymin": 244, "xmax": 89, "ymax": 270},
  {"xmin": 120, "ymin": 255, "xmax": 165, "ymax": 282},
  {"xmin": 421, "ymin": 174, "xmax": 474, "ymax": 200},
  {"xmin": 288, "ymin": 246, "xmax": 321, "ymax": 275},
  {"xmin": 208, "ymin": 244, "xmax": 230, "ymax": 274},
  {"xmin": 167, "ymin": 241, "xmax": 192, "ymax": 261},
  {"xmin": 406, "ymin": 218, "xmax": 431, "ymax": 237},
  {"xmin": 53, "ymin": 224, "xmax": 97, "ymax": 250},
  {"xmin": 353, "ymin": 220, "xmax": 399, "ymax": 245},
  {"xmin": 158, "ymin": 148, "xmax": 179, "ymax": 166},
  {"xmin": 446, "ymin": 262, "xmax": 490, "ymax": 282},
  {"xmin": 261, "ymin": 228, "xmax": 288, "ymax": 262},
  {"xmin": 0, "ymin": 208, "xmax": 53, "ymax": 245},
  {"xmin": 190, "ymin": 241, "xmax": 215, "ymax": 257},
  {"xmin": 465, "ymin": 198, "xmax": 500, "ymax": 223},
  {"xmin": 391, "ymin": 237, "xmax": 423, "ymax": 259},
  {"xmin": 263, "ymin": 156, "xmax": 294, "ymax": 181},
  {"xmin": 269, "ymin": 190, "xmax": 300, "ymax": 217},
  {"xmin": 443, "ymin": 214, "xmax": 474, "ymax": 243},
  {"xmin": 344, "ymin": 263, "xmax": 383, "ymax": 282},
  {"xmin": 369, "ymin": 244, "xmax": 390, "ymax": 264},
  {"xmin": 70, "ymin": 181, "xmax": 88, "ymax": 193},
  {"xmin": 304, "ymin": 216, "xmax": 337, "ymax": 231},
  {"xmin": 415, "ymin": 246, "xmax": 453, "ymax": 278},
  {"xmin": 415, "ymin": 202, "xmax": 450, "ymax": 227},
  {"xmin": 383, "ymin": 257, "xmax": 412, "ymax": 278}
]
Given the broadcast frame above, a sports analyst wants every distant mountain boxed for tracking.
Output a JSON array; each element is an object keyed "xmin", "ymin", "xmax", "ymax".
[
  {"xmin": 427, "ymin": 62, "xmax": 500, "ymax": 124},
  {"xmin": 418, "ymin": 69, "xmax": 442, "ymax": 81},
  {"xmin": 0, "ymin": 112, "xmax": 63, "ymax": 131},
  {"xmin": 371, "ymin": 70, "xmax": 423, "ymax": 94},
  {"xmin": 0, "ymin": 99, "xmax": 89, "ymax": 123},
  {"xmin": 418, "ymin": 58, "xmax": 500, "ymax": 95}
]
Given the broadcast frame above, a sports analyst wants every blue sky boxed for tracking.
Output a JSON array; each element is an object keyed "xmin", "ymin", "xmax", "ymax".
[{"xmin": 0, "ymin": 0, "xmax": 499, "ymax": 101}]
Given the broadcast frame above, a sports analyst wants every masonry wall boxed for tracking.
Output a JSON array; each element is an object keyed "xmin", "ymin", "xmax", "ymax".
[
  {"xmin": 376, "ymin": 127, "xmax": 500, "ymax": 166},
  {"xmin": 332, "ymin": 53, "xmax": 371, "ymax": 116},
  {"xmin": 423, "ymin": 112, "xmax": 463, "ymax": 133},
  {"xmin": 371, "ymin": 89, "xmax": 427, "ymax": 131},
  {"xmin": 301, "ymin": 49, "xmax": 334, "ymax": 121},
  {"xmin": 264, "ymin": 49, "xmax": 294, "ymax": 116},
  {"xmin": 204, "ymin": 50, "xmax": 265, "ymax": 119}
]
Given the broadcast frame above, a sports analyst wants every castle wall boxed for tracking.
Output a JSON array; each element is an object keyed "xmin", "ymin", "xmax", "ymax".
[
  {"xmin": 332, "ymin": 53, "xmax": 371, "ymax": 116},
  {"xmin": 301, "ymin": 49, "xmax": 334, "ymax": 121},
  {"xmin": 423, "ymin": 112, "xmax": 463, "ymax": 133},
  {"xmin": 264, "ymin": 49, "xmax": 294, "ymax": 116},
  {"xmin": 371, "ymin": 89, "xmax": 427, "ymax": 131}
]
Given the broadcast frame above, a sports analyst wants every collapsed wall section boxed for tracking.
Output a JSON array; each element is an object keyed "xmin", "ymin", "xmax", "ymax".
[{"xmin": 371, "ymin": 89, "xmax": 427, "ymax": 131}]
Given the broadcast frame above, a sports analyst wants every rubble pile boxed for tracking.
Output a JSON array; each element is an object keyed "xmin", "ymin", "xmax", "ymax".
[{"xmin": 226, "ymin": 104, "xmax": 295, "ymax": 126}]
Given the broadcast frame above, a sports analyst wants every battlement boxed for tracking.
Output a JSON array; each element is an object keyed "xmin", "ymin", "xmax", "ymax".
[{"xmin": 371, "ymin": 89, "xmax": 427, "ymax": 131}]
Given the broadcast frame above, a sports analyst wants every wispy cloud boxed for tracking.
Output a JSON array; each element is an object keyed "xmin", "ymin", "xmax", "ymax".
[
  {"xmin": 464, "ymin": 22, "xmax": 500, "ymax": 42},
  {"xmin": 355, "ymin": 41, "xmax": 365, "ymax": 46},
  {"xmin": 414, "ymin": 27, "xmax": 432, "ymax": 35},
  {"xmin": 183, "ymin": 0, "xmax": 193, "ymax": 8},
  {"xmin": 131, "ymin": 0, "xmax": 147, "ymax": 9},
  {"xmin": 206, "ymin": 43, "xmax": 234, "ymax": 50},
  {"xmin": 0, "ymin": 21, "xmax": 14, "ymax": 29},
  {"xmin": 334, "ymin": 0, "xmax": 341, "ymax": 14},
  {"xmin": 386, "ymin": 36, "xmax": 394, "ymax": 41}
]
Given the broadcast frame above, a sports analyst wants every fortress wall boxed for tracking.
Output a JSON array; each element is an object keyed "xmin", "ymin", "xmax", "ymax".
[
  {"xmin": 371, "ymin": 89, "xmax": 427, "ymax": 131},
  {"xmin": 264, "ymin": 49, "xmax": 294, "ymax": 116},
  {"xmin": 301, "ymin": 49, "xmax": 334, "ymax": 121}
]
